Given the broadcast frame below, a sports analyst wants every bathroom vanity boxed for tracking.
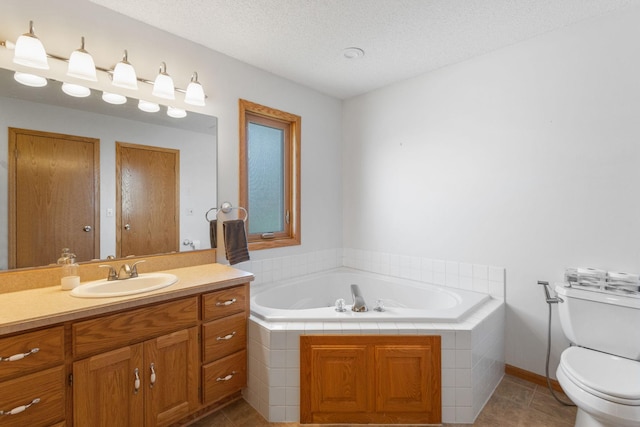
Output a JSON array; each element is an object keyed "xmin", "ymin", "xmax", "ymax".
[{"xmin": 0, "ymin": 262, "xmax": 252, "ymax": 427}]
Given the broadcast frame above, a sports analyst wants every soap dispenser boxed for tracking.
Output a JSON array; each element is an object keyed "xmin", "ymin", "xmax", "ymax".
[{"xmin": 58, "ymin": 248, "xmax": 80, "ymax": 290}]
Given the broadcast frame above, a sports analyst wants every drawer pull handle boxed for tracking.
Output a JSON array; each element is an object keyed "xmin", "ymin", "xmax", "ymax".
[
  {"xmin": 134, "ymin": 368, "xmax": 140, "ymax": 394},
  {"xmin": 216, "ymin": 332, "xmax": 236, "ymax": 341},
  {"xmin": 215, "ymin": 298, "xmax": 237, "ymax": 307},
  {"xmin": 149, "ymin": 363, "xmax": 156, "ymax": 388},
  {"xmin": 1, "ymin": 347, "xmax": 39, "ymax": 362},
  {"xmin": 0, "ymin": 398, "xmax": 40, "ymax": 415},
  {"xmin": 216, "ymin": 371, "xmax": 236, "ymax": 382}
]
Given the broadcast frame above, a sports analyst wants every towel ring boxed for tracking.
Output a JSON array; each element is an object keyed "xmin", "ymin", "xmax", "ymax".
[{"xmin": 205, "ymin": 202, "xmax": 248, "ymax": 223}]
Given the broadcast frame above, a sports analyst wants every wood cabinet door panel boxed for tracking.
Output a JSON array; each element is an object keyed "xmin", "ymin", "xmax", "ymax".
[
  {"xmin": 202, "ymin": 312, "xmax": 247, "ymax": 363},
  {"xmin": 144, "ymin": 327, "xmax": 199, "ymax": 427},
  {"xmin": 0, "ymin": 326, "xmax": 64, "ymax": 381},
  {"xmin": 73, "ymin": 345, "xmax": 144, "ymax": 427},
  {"xmin": 0, "ymin": 366, "xmax": 65, "ymax": 427},
  {"xmin": 300, "ymin": 335, "xmax": 441, "ymax": 424}
]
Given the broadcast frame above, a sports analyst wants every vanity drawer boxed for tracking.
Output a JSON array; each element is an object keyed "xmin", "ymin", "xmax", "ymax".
[
  {"xmin": 0, "ymin": 366, "xmax": 65, "ymax": 427},
  {"xmin": 72, "ymin": 297, "xmax": 198, "ymax": 357},
  {"xmin": 202, "ymin": 350, "xmax": 246, "ymax": 405},
  {"xmin": 202, "ymin": 313, "xmax": 247, "ymax": 363},
  {"xmin": 0, "ymin": 327, "xmax": 64, "ymax": 381},
  {"xmin": 202, "ymin": 285, "xmax": 247, "ymax": 321}
]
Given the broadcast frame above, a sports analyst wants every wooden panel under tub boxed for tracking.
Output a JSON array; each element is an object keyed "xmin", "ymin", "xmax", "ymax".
[{"xmin": 300, "ymin": 335, "xmax": 441, "ymax": 425}]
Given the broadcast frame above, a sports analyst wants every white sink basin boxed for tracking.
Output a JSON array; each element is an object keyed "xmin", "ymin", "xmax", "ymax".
[{"xmin": 70, "ymin": 273, "xmax": 178, "ymax": 298}]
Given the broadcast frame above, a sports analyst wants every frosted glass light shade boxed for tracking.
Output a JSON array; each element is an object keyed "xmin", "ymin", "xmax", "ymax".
[
  {"xmin": 62, "ymin": 82, "xmax": 90, "ymax": 97},
  {"xmin": 152, "ymin": 62, "xmax": 175, "ymax": 100},
  {"xmin": 14, "ymin": 72, "xmax": 47, "ymax": 87},
  {"xmin": 112, "ymin": 50, "xmax": 138, "ymax": 90},
  {"xmin": 13, "ymin": 21, "xmax": 49, "ymax": 69},
  {"xmin": 184, "ymin": 74, "xmax": 205, "ymax": 106},
  {"xmin": 102, "ymin": 92, "xmax": 127, "ymax": 105},
  {"xmin": 167, "ymin": 106, "xmax": 187, "ymax": 118},
  {"xmin": 67, "ymin": 38, "xmax": 97, "ymax": 81},
  {"xmin": 138, "ymin": 99, "xmax": 160, "ymax": 113}
]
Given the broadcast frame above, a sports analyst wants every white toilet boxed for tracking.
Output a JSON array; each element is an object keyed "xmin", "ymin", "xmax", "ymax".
[{"xmin": 555, "ymin": 284, "xmax": 640, "ymax": 427}]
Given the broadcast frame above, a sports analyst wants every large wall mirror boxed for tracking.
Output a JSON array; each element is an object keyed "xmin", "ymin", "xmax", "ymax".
[{"xmin": 0, "ymin": 67, "xmax": 218, "ymax": 270}]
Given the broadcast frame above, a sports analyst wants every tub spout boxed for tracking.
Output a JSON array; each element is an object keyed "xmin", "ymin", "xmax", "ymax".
[{"xmin": 351, "ymin": 284, "xmax": 368, "ymax": 312}]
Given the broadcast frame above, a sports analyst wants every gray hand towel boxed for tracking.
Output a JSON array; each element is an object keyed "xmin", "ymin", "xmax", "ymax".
[
  {"xmin": 209, "ymin": 219, "xmax": 217, "ymax": 249},
  {"xmin": 223, "ymin": 219, "xmax": 250, "ymax": 265}
]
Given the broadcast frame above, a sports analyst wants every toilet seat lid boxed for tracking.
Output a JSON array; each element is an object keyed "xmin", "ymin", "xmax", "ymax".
[{"xmin": 561, "ymin": 347, "xmax": 640, "ymax": 405}]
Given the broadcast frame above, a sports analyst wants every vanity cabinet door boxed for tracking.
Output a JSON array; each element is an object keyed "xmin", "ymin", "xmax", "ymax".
[
  {"xmin": 202, "ymin": 350, "xmax": 247, "ymax": 405},
  {"xmin": 144, "ymin": 327, "xmax": 199, "ymax": 427},
  {"xmin": 202, "ymin": 312, "xmax": 247, "ymax": 363},
  {"xmin": 73, "ymin": 345, "xmax": 144, "ymax": 427}
]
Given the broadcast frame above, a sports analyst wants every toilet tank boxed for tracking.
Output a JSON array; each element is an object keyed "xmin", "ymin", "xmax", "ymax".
[{"xmin": 555, "ymin": 284, "xmax": 640, "ymax": 360}]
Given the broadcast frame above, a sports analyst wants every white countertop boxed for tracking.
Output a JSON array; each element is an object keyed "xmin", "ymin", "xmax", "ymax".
[{"xmin": 0, "ymin": 263, "xmax": 254, "ymax": 336}]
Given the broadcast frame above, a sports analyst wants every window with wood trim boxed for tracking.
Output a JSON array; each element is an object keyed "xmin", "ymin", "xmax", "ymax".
[{"xmin": 239, "ymin": 99, "xmax": 300, "ymax": 250}]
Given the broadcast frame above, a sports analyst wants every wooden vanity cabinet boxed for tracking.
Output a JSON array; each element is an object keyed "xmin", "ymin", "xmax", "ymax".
[
  {"xmin": 0, "ymin": 280, "xmax": 250, "ymax": 427},
  {"xmin": 0, "ymin": 327, "xmax": 65, "ymax": 427}
]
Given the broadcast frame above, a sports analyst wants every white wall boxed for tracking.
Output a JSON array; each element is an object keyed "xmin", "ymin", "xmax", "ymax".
[{"xmin": 343, "ymin": 5, "xmax": 640, "ymax": 376}]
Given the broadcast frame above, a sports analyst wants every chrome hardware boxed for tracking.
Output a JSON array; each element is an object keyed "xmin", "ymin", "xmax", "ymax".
[
  {"xmin": 1, "ymin": 347, "xmax": 39, "ymax": 362},
  {"xmin": 0, "ymin": 398, "xmax": 40, "ymax": 415},
  {"xmin": 374, "ymin": 299, "xmax": 385, "ymax": 312},
  {"xmin": 216, "ymin": 371, "xmax": 236, "ymax": 382},
  {"xmin": 124, "ymin": 223, "xmax": 131, "ymax": 231},
  {"xmin": 99, "ymin": 264, "xmax": 118, "ymax": 281},
  {"xmin": 83, "ymin": 225, "xmax": 92, "ymax": 232},
  {"xmin": 215, "ymin": 298, "xmax": 237, "ymax": 307},
  {"xmin": 351, "ymin": 284, "xmax": 368, "ymax": 312},
  {"xmin": 134, "ymin": 368, "xmax": 140, "ymax": 394},
  {"xmin": 149, "ymin": 363, "xmax": 156, "ymax": 388},
  {"xmin": 216, "ymin": 332, "xmax": 236, "ymax": 341},
  {"xmin": 538, "ymin": 281, "xmax": 564, "ymax": 304},
  {"xmin": 261, "ymin": 232, "xmax": 275, "ymax": 239},
  {"xmin": 335, "ymin": 298, "xmax": 347, "ymax": 312},
  {"xmin": 101, "ymin": 260, "xmax": 145, "ymax": 280}
]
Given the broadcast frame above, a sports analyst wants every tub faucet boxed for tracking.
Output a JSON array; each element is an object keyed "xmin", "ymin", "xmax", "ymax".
[{"xmin": 351, "ymin": 284, "xmax": 368, "ymax": 312}]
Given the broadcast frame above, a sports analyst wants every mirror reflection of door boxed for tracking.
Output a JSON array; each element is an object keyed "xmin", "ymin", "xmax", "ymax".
[
  {"xmin": 8, "ymin": 128, "xmax": 100, "ymax": 268},
  {"xmin": 116, "ymin": 142, "xmax": 179, "ymax": 258}
]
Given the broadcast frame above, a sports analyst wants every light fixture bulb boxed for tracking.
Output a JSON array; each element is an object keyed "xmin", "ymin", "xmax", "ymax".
[
  {"xmin": 102, "ymin": 92, "xmax": 127, "ymax": 105},
  {"xmin": 138, "ymin": 99, "xmax": 160, "ymax": 113},
  {"xmin": 13, "ymin": 21, "xmax": 49, "ymax": 69},
  {"xmin": 14, "ymin": 71, "xmax": 47, "ymax": 87},
  {"xmin": 67, "ymin": 36, "xmax": 97, "ymax": 81},
  {"xmin": 152, "ymin": 62, "xmax": 175, "ymax": 100},
  {"xmin": 184, "ymin": 72, "xmax": 206, "ymax": 106},
  {"xmin": 111, "ymin": 50, "xmax": 138, "ymax": 90},
  {"xmin": 61, "ymin": 82, "xmax": 91, "ymax": 97},
  {"xmin": 167, "ymin": 106, "xmax": 187, "ymax": 118}
]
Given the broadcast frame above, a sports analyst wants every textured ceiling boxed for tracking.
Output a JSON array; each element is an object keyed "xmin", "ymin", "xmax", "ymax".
[{"xmin": 89, "ymin": 0, "xmax": 638, "ymax": 99}]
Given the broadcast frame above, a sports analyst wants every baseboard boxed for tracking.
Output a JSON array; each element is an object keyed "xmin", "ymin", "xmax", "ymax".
[{"xmin": 505, "ymin": 364, "xmax": 564, "ymax": 393}]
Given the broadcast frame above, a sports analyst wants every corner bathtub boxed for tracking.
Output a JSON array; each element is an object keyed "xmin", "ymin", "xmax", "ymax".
[
  {"xmin": 250, "ymin": 267, "xmax": 490, "ymax": 322},
  {"xmin": 245, "ymin": 267, "xmax": 505, "ymax": 424}
]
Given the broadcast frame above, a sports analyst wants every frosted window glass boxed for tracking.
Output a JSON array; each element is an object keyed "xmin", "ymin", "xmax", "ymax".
[{"xmin": 248, "ymin": 122, "xmax": 284, "ymax": 234}]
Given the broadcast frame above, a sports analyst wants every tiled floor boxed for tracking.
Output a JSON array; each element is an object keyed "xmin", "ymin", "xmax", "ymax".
[{"xmin": 191, "ymin": 374, "xmax": 577, "ymax": 426}]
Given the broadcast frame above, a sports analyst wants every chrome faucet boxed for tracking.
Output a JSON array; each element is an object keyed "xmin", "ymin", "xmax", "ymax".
[
  {"xmin": 99, "ymin": 260, "xmax": 146, "ymax": 280},
  {"xmin": 351, "ymin": 284, "xmax": 368, "ymax": 312}
]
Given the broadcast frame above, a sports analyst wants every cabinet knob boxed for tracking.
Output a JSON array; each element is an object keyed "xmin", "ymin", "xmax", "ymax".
[{"xmin": 83, "ymin": 225, "xmax": 92, "ymax": 232}]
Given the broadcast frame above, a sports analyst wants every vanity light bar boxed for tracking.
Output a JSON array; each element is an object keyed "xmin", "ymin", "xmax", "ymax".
[{"xmin": 1, "ymin": 21, "xmax": 207, "ymax": 116}]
